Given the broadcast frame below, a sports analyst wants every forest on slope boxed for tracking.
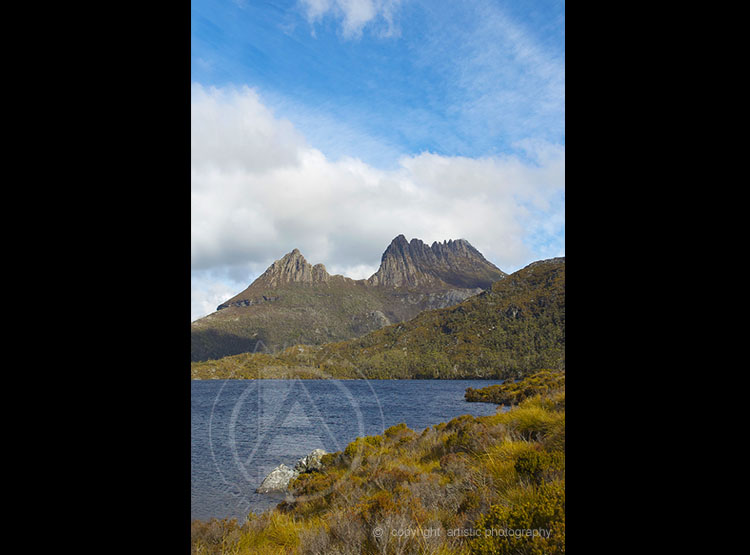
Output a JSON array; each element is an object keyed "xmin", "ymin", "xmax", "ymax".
[{"xmin": 191, "ymin": 257, "xmax": 564, "ymax": 380}]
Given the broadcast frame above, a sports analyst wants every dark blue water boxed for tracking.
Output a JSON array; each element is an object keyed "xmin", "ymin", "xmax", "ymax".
[{"xmin": 191, "ymin": 379, "xmax": 503, "ymax": 521}]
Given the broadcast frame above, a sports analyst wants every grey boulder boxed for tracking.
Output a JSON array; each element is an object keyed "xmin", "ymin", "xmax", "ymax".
[
  {"xmin": 294, "ymin": 448, "xmax": 327, "ymax": 473},
  {"xmin": 255, "ymin": 464, "xmax": 298, "ymax": 494},
  {"xmin": 256, "ymin": 449, "xmax": 327, "ymax": 494}
]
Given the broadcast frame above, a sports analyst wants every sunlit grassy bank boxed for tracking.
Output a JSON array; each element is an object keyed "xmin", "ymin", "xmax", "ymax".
[
  {"xmin": 191, "ymin": 372, "xmax": 565, "ymax": 554},
  {"xmin": 465, "ymin": 369, "xmax": 564, "ymax": 405}
]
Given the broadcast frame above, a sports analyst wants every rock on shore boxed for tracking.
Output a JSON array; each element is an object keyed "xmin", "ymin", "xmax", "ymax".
[{"xmin": 256, "ymin": 449, "xmax": 327, "ymax": 494}]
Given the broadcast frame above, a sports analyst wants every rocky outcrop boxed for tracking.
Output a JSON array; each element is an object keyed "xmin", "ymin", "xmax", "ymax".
[
  {"xmin": 368, "ymin": 310, "xmax": 391, "ymax": 328},
  {"xmin": 422, "ymin": 288, "xmax": 484, "ymax": 309},
  {"xmin": 257, "ymin": 249, "xmax": 331, "ymax": 287},
  {"xmin": 293, "ymin": 448, "xmax": 326, "ymax": 473},
  {"xmin": 216, "ymin": 295, "xmax": 279, "ymax": 311},
  {"xmin": 256, "ymin": 449, "xmax": 327, "ymax": 494},
  {"xmin": 367, "ymin": 235, "xmax": 506, "ymax": 289},
  {"xmin": 214, "ymin": 250, "xmax": 331, "ymax": 312},
  {"xmin": 255, "ymin": 463, "xmax": 298, "ymax": 494}
]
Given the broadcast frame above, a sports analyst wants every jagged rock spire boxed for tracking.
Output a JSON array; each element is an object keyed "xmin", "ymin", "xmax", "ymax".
[
  {"xmin": 256, "ymin": 249, "xmax": 330, "ymax": 287},
  {"xmin": 367, "ymin": 235, "xmax": 506, "ymax": 289}
]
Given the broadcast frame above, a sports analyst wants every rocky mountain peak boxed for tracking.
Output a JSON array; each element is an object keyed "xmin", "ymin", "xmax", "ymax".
[
  {"xmin": 256, "ymin": 249, "xmax": 330, "ymax": 287},
  {"xmin": 367, "ymin": 235, "xmax": 506, "ymax": 289}
]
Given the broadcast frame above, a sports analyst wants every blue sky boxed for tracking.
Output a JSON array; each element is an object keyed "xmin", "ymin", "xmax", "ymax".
[{"xmin": 191, "ymin": 0, "xmax": 565, "ymax": 321}]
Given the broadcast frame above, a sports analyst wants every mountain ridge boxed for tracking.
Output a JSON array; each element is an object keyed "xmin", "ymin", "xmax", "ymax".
[
  {"xmin": 192, "ymin": 235, "xmax": 506, "ymax": 361},
  {"xmin": 191, "ymin": 256, "xmax": 565, "ymax": 379},
  {"xmin": 218, "ymin": 235, "xmax": 505, "ymax": 309}
]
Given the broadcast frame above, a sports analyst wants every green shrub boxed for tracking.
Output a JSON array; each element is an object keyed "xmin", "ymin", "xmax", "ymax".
[
  {"xmin": 465, "ymin": 370, "xmax": 565, "ymax": 405},
  {"xmin": 470, "ymin": 481, "xmax": 565, "ymax": 554},
  {"xmin": 514, "ymin": 449, "xmax": 565, "ymax": 485}
]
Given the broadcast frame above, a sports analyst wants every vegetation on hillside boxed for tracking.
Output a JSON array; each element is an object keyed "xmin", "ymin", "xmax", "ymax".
[
  {"xmin": 191, "ymin": 258, "xmax": 564, "ymax": 380},
  {"xmin": 191, "ymin": 280, "xmax": 396, "ymax": 361},
  {"xmin": 465, "ymin": 370, "xmax": 565, "ymax": 405},
  {"xmin": 191, "ymin": 372, "xmax": 565, "ymax": 554}
]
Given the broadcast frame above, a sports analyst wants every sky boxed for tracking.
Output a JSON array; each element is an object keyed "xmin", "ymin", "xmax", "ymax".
[{"xmin": 191, "ymin": 0, "xmax": 565, "ymax": 322}]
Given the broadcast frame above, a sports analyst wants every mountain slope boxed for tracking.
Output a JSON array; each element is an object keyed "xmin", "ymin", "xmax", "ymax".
[
  {"xmin": 191, "ymin": 236, "xmax": 506, "ymax": 361},
  {"xmin": 191, "ymin": 257, "xmax": 564, "ymax": 379}
]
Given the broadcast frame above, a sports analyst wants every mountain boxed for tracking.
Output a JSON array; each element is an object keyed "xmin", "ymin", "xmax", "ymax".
[
  {"xmin": 191, "ymin": 235, "xmax": 506, "ymax": 361},
  {"xmin": 191, "ymin": 257, "xmax": 565, "ymax": 379},
  {"xmin": 368, "ymin": 235, "xmax": 505, "ymax": 288}
]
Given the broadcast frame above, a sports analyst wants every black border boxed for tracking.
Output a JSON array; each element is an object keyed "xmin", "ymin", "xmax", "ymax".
[{"xmin": 59, "ymin": 4, "xmax": 192, "ymax": 550}]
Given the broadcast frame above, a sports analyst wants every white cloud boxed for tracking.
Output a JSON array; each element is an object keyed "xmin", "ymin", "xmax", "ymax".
[
  {"xmin": 299, "ymin": 0, "xmax": 402, "ymax": 38},
  {"xmin": 327, "ymin": 263, "xmax": 380, "ymax": 280},
  {"xmin": 191, "ymin": 84, "xmax": 305, "ymax": 174},
  {"xmin": 191, "ymin": 84, "xmax": 564, "ymax": 321}
]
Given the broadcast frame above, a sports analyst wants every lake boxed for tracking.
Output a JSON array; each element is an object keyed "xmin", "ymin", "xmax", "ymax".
[{"xmin": 191, "ymin": 379, "xmax": 504, "ymax": 522}]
